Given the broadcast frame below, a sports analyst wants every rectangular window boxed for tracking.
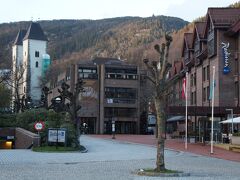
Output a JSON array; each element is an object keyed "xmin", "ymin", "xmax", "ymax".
[
  {"xmin": 203, "ymin": 66, "xmax": 209, "ymax": 82},
  {"xmin": 104, "ymin": 107, "xmax": 137, "ymax": 117},
  {"xmin": 105, "ymin": 87, "xmax": 137, "ymax": 104},
  {"xmin": 78, "ymin": 67, "xmax": 98, "ymax": 79},
  {"xmin": 194, "ymin": 73, "xmax": 197, "ymax": 86},
  {"xmin": 207, "ymin": 66, "xmax": 210, "ymax": 80},
  {"xmin": 235, "ymin": 82, "xmax": 239, "ymax": 98},
  {"xmin": 190, "ymin": 74, "xmax": 193, "ymax": 87},
  {"xmin": 105, "ymin": 67, "xmax": 138, "ymax": 80},
  {"xmin": 207, "ymin": 29, "xmax": 215, "ymax": 57},
  {"xmin": 184, "ymin": 49, "xmax": 189, "ymax": 64},
  {"xmin": 35, "ymin": 51, "xmax": 39, "ymax": 57},
  {"xmin": 206, "ymin": 86, "xmax": 210, "ymax": 101},
  {"xmin": 235, "ymin": 60, "xmax": 238, "ymax": 75},
  {"xmin": 194, "ymin": 91, "xmax": 197, "ymax": 104},
  {"xmin": 191, "ymin": 91, "xmax": 197, "ymax": 105},
  {"xmin": 191, "ymin": 92, "xmax": 194, "ymax": 105},
  {"xmin": 105, "ymin": 67, "xmax": 137, "ymax": 74},
  {"xmin": 194, "ymin": 39, "xmax": 200, "ymax": 56},
  {"xmin": 203, "ymin": 67, "xmax": 206, "ymax": 81},
  {"xmin": 203, "ymin": 87, "xmax": 206, "ymax": 102}
]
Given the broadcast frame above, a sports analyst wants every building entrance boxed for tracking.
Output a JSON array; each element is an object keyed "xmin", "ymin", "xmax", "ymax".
[
  {"xmin": 104, "ymin": 121, "xmax": 136, "ymax": 134},
  {"xmin": 80, "ymin": 117, "xmax": 96, "ymax": 134}
]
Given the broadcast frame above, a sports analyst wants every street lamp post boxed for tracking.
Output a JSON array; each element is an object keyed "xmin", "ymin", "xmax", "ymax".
[
  {"xmin": 53, "ymin": 96, "xmax": 63, "ymax": 149},
  {"xmin": 112, "ymin": 118, "xmax": 115, "ymax": 139},
  {"xmin": 226, "ymin": 109, "xmax": 234, "ymax": 134}
]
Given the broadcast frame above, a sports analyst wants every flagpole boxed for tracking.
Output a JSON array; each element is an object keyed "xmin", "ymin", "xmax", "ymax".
[
  {"xmin": 185, "ymin": 72, "xmax": 188, "ymax": 150},
  {"xmin": 211, "ymin": 66, "xmax": 215, "ymax": 154}
]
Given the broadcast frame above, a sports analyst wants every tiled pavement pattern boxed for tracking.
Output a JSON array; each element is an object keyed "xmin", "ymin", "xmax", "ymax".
[{"xmin": 0, "ymin": 135, "xmax": 240, "ymax": 180}]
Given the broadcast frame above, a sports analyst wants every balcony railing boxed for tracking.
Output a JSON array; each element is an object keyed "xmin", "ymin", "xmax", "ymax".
[{"xmin": 196, "ymin": 49, "xmax": 208, "ymax": 61}]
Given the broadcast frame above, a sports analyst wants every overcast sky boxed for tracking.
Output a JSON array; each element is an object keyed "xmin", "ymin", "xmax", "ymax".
[{"xmin": 0, "ymin": 0, "xmax": 238, "ymax": 23}]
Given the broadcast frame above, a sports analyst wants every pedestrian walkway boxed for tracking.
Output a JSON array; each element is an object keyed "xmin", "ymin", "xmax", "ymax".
[
  {"xmin": 90, "ymin": 134, "xmax": 240, "ymax": 162},
  {"xmin": 1, "ymin": 135, "xmax": 240, "ymax": 180}
]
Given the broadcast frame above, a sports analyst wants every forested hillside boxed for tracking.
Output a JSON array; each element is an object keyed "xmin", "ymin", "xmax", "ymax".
[{"xmin": 0, "ymin": 16, "xmax": 188, "ymax": 68}]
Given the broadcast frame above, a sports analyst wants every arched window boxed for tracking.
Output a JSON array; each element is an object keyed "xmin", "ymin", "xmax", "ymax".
[{"xmin": 36, "ymin": 61, "xmax": 39, "ymax": 68}]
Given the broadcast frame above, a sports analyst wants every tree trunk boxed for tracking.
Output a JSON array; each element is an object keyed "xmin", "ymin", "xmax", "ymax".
[
  {"xmin": 72, "ymin": 98, "xmax": 81, "ymax": 147},
  {"xmin": 154, "ymin": 97, "xmax": 166, "ymax": 171},
  {"xmin": 76, "ymin": 116, "xmax": 81, "ymax": 145},
  {"xmin": 70, "ymin": 111, "xmax": 81, "ymax": 148}
]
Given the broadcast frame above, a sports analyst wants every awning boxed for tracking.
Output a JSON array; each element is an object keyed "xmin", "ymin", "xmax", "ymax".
[
  {"xmin": 219, "ymin": 117, "xmax": 240, "ymax": 124},
  {"xmin": 167, "ymin": 116, "xmax": 185, "ymax": 122}
]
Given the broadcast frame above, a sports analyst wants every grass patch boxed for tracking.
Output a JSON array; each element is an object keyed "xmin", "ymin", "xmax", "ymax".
[
  {"xmin": 143, "ymin": 168, "xmax": 179, "ymax": 173},
  {"xmin": 136, "ymin": 168, "xmax": 186, "ymax": 177},
  {"xmin": 32, "ymin": 145, "xmax": 85, "ymax": 152}
]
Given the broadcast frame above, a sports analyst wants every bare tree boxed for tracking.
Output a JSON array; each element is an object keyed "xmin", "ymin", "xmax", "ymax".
[
  {"xmin": 3, "ymin": 64, "xmax": 26, "ymax": 113},
  {"xmin": 143, "ymin": 34, "xmax": 175, "ymax": 171},
  {"xmin": 54, "ymin": 79, "xmax": 85, "ymax": 147}
]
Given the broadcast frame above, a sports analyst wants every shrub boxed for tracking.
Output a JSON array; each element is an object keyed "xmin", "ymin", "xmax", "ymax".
[
  {"xmin": 0, "ymin": 114, "xmax": 16, "ymax": 127},
  {"xmin": 15, "ymin": 109, "xmax": 77, "ymax": 147},
  {"xmin": 61, "ymin": 122, "xmax": 78, "ymax": 147},
  {"xmin": 233, "ymin": 132, "xmax": 240, "ymax": 137},
  {"xmin": 16, "ymin": 108, "xmax": 64, "ymax": 130}
]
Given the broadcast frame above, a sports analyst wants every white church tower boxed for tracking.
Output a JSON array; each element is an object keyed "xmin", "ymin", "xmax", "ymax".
[
  {"xmin": 22, "ymin": 22, "xmax": 48, "ymax": 105},
  {"xmin": 12, "ymin": 30, "xmax": 27, "ymax": 104}
]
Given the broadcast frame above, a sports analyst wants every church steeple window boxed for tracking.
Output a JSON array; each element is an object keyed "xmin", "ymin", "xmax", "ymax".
[{"xmin": 35, "ymin": 51, "xmax": 39, "ymax": 57}]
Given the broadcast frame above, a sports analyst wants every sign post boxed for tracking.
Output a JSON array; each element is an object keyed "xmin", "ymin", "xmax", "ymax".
[
  {"xmin": 34, "ymin": 121, "xmax": 45, "ymax": 147},
  {"xmin": 112, "ymin": 120, "xmax": 115, "ymax": 139}
]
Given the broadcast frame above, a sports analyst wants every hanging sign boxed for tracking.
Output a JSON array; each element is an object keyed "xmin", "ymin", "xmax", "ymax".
[{"xmin": 221, "ymin": 42, "xmax": 231, "ymax": 74}]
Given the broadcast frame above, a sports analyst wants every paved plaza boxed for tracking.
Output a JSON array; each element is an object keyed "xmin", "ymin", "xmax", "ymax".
[{"xmin": 0, "ymin": 135, "xmax": 240, "ymax": 180}]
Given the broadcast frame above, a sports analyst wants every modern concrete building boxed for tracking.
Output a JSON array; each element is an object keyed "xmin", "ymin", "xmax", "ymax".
[{"xmin": 49, "ymin": 58, "xmax": 140, "ymax": 134}]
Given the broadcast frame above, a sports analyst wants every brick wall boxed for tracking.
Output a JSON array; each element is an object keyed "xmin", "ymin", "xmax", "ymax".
[{"xmin": 15, "ymin": 128, "xmax": 40, "ymax": 149}]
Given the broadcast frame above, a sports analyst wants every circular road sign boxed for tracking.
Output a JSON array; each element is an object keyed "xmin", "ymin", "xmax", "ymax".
[{"xmin": 34, "ymin": 121, "xmax": 45, "ymax": 131}]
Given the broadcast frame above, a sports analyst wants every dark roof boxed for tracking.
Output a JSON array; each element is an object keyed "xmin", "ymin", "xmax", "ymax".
[
  {"xmin": 23, "ymin": 22, "xmax": 48, "ymax": 41},
  {"xmin": 226, "ymin": 19, "xmax": 240, "ymax": 36},
  {"xmin": 13, "ymin": 29, "xmax": 27, "ymax": 45},
  {"xmin": 208, "ymin": 8, "xmax": 240, "ymax": 27},
  {"xmin": 182, "ymin": 33, "xmax": 193, "ymax": 56},
  {"xmin": 92, "ymin": 57, "xmax": 127, "ymax": 65},
  {"xmin": 184, "ymin": 33, "xmax": 194, "ymax": 49},
  {"xmin": 194, "ymin": 22, "xmax": 206, "ymax": 39},
  {"xmin": 192, "ymin": 22, "xmax": 206, "ymax": 49},
  {"xmin": 175, "ymin": 61, "xmax": 183, "ymax": 74}
]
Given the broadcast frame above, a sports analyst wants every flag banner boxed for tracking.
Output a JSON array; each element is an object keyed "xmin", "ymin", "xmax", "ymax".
[
  {"xmin": 182, "ymin": 77, "xmax": 186, "ymax": 99},
  {"xmin": 209, "ymin": 80, "xmax": 216, "ymax": 100}
]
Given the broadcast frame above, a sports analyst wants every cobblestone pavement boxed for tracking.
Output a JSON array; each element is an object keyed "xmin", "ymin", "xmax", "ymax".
[{"xmin": 0, "ymin": 135, "xmax": 240, "ymax": 180}]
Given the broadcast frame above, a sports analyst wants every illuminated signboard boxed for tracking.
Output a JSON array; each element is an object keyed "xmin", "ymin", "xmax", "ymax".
[{"xmin": 221, "ymin": 42, "xmax": 231, "ymax": 74}]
